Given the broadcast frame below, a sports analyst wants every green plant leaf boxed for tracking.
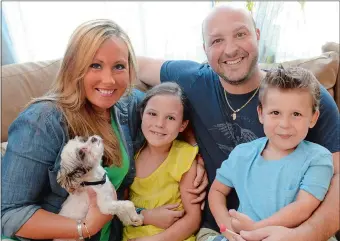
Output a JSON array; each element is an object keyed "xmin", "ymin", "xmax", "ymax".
[
  {"xmin": 298, "ymin": 0, "xmax": 305, "ymax": 10},
  {"xmin": 246, "ymin": 1, "xmax": 254, "ymax": 12}
]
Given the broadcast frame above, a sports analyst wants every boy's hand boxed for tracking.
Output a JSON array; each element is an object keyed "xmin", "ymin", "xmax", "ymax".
[{"xmin": 229, "ymin": 209, "xmax": 256, "ymax": 233}]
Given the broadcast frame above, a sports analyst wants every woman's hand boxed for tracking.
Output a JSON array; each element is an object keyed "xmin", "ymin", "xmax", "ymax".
[
  {"xmin": 187, "ymin": 154, "xmax": 208, "ymax": 209},
  {"xmin": 142, "ymin": 204, "xmax": 184, "ymax": 229},
  {"xmin": 84, "ymin": 188, "xmax": 113, "ymax": 236}
]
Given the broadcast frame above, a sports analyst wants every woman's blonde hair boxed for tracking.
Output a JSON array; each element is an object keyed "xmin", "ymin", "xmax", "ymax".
[{"xmin": 32, "ymin": 19, "xmax": 138, "ymax": 167}]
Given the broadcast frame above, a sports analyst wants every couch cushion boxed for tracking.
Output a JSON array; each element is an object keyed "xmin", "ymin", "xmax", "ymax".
[
  {"xmin": 260, "ymin": 51, "xmax": 339, "ymax": 95},
  {"xmin": 1, "ymin": 59, "xmax": 62, "ymax": 142},
  {"xmin": 1, "ymin": 142, "xmax": 7, "ymax": 157}
]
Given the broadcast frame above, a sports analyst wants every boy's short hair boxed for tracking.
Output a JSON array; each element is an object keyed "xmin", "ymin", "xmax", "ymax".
[{"xmin": 259, "ymin": 66, "xmax": 321, "ymax": 113}]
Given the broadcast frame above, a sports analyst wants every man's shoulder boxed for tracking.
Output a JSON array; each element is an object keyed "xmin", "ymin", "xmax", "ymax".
[
  {"xmin": 306, "ymin": 84, "xmax": 339, "ymax": 153},
  {"xmin": 162, "ymin": 60, "xmax": 216, "ymax": 84},
  {"xmin": 319, "ymin": 85, "xmax": 339, "ymax": 110}
]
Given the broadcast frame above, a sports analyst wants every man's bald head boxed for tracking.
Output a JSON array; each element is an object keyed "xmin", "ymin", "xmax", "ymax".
[
  {"xmin": 202, "ymin": 6, "xmax": 256, "ymax": 44},
  {"xmin": 201, "ymin": 5, "xmax": 261, "ymax": 86}
]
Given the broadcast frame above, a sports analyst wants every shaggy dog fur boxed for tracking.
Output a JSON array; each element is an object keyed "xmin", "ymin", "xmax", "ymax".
[{"xmin": 56, "ymin": 135, "xmax": 143, "ymax": 240}]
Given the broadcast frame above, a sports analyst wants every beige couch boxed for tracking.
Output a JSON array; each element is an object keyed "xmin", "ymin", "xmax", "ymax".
[{"xmin": 1, "ymin": 47, "xmax": 339, "ymax": 145}]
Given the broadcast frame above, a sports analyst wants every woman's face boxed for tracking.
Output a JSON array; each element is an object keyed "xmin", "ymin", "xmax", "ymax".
[{"xmin": 84, "ymin": 37, "xmax": 130, "ymax": 113}]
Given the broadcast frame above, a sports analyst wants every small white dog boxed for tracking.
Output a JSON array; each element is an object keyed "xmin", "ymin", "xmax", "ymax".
[{"xmin": 56, "ymin": 135, "xmax": 143, "ymax": 240}]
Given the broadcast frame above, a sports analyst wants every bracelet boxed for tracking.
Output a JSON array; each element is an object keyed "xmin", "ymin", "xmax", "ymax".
[
  {"xmin": 83, "ymin": 221, "xmax": 91, "ymax": 239},
  {"xmin": 136, "ymin": 207, "xmax": 145, "ymax": 214},
  {"xmin": 76, "ymin": 219, "xmax": 84, "ymax": 240}
]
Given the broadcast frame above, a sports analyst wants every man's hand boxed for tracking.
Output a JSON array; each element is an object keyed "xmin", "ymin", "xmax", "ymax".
[
  {"xmin": 239, "ymin": 226, "xmax": 298, "ymax": 241},
  {"xmin": 141, "ymin": 204, "xmax": 184, "ymax": 229},
  {"xmin": 187, "ymin": 154, "xmax": 208, "ymax": 209},
  {"xmin": 229, "ymin": 210, "xmax": 256, "ymax": 233}
]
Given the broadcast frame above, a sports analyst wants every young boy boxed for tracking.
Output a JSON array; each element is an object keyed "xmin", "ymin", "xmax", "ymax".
[{"xmin": 208, "ymin": 67, "xmax": 334, "ymax": 241}]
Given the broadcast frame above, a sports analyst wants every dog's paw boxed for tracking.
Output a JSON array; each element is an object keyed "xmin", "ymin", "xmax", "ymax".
[
  {"xmin": 130, "ymin": 213, "xmax": 144, "ymax": 227},
  {"xmin": 116, "ymin": 201, "xmax": 144, "ymax": 227}
]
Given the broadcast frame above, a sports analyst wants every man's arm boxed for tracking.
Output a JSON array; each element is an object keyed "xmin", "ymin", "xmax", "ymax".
[
  {"xmin": 294, "ymin": 151, "xmax": 339, "ymax": 240},
  {"xmin": 136, "ymin": 56, "xmax": 164, "ymax": 87}
]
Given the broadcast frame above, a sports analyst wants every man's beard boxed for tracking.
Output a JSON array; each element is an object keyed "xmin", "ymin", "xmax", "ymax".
[{"xmin": 218, "ymin": 55, "xmax": 258, "ymax": 86}]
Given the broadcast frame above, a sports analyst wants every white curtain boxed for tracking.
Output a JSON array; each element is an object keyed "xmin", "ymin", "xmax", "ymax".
[
  {"xmin": 2, "ymin": 1, "xmax": 339, "ymax": 64},
  {"xmin": 2, "ymin": 1, "xmax": 211, "ymax": 64},
  {"xmin": 215, "ymin": 1, "xmax": 340, "ymax": 63}
]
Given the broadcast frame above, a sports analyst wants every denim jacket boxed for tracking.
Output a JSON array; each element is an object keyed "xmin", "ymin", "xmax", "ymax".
[{"xmin": 1, "ymin": 89, "xmax": 145, "ymax": 240}]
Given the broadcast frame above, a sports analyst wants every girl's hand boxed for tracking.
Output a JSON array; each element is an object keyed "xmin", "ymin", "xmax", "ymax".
[
  {"xmin": 142, "ymin": 204, "xmax": 184, "ymax": 229},
  {"xmin": 187, "ymin": 154, "xmax": 208, "ymax": 209},
  {"xmin": 84, "ymin": 188, "xmax": 113, "ymax": 236},
  {"xmin": 229, "ymin": 209, "xmax": 256, "ymax": 233}
]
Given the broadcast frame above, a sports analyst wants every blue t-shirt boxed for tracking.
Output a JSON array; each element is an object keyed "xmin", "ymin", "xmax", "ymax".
[
  {"xmin": 160, "ymin": 60, "xmax": 340, "ymax": 231},
  {"xmin": 216, "ymin": 137, "xmax": 334, "ymax": 221}
]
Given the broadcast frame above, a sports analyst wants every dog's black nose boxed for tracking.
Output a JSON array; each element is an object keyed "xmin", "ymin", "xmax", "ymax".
[{"xmin": 91, "ymin": 137, "xmax": 98, "ymax": 143}]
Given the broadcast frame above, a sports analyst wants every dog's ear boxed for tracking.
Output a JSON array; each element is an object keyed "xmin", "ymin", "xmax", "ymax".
[
  {"xmin": 78, "ymin": 148, "xmax": 86, "ymax": 161},
  {"xmin": 57, "ymin": 150, "xmax": 92, "ymax": 193},
  {"xmin": 57, "ymin": 168, "xmax": 80, "ymax": 193}
]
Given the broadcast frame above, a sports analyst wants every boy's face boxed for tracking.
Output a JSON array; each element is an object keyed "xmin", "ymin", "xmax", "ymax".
[
  {"xmin": 257, "ymin": 87, "xmax": 319, "ymax": 154},
  {"xmin": 141, "ymin": 94, "xmax": 188, "ymax": 148}
]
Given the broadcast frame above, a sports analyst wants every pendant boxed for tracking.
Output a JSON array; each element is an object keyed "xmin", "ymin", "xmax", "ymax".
[{"xmin": 232, "ymin": 112, "xmax": 236, "ymax": 120}]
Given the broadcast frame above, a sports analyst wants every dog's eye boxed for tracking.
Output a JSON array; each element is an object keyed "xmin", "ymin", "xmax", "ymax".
[
  {"xmin": 81, "ymin": 137, "xmax": 88, "ymax": 142},
  {"xmin": 91, "ymin": 137, "xmax": 98, "ymax": 143},
  {"xmin": 78, "ymin": 149, "xmax": 86, "ymax": 160}
]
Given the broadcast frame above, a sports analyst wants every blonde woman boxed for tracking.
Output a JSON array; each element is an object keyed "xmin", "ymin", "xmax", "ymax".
[{"xmin": 1, "ymin": 19, "xmax": 206, "ymax": 241}]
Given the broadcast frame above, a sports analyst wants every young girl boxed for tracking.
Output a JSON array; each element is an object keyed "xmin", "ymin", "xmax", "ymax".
[
  {"xmin": 208, "ymin": 67, "xmax": 334, "ymax": 241},
  {"xmin": 123, "ymin": 82, "xmax": 201, "ymax": 241}
]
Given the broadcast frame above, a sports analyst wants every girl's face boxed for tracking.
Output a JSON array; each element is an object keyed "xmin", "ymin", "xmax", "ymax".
[
  {"xmin": 257, "ymin": 87, "xmax": 319, "ymax": 156},
  {"xmin": 141, "ymin": 94, "xmax": 188, "ymax": 148},
  {"xmin": 83, "ymin": 37, "xmax": 130, "ymax": 114}
]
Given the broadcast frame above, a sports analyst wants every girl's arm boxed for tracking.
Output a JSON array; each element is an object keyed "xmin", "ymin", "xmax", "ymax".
[
  {"xmin": 148, "ymin": 160, "xmax": 202, "ymax": 241},
  {"xmin": 208, "ymin": 179, "xmax": 235, "ymax": 240}
]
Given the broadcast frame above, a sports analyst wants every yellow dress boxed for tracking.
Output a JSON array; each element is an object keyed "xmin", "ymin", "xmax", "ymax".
[{"xmin": 123, "ymin": 140, "xmax": 198, "ymax": 241}]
